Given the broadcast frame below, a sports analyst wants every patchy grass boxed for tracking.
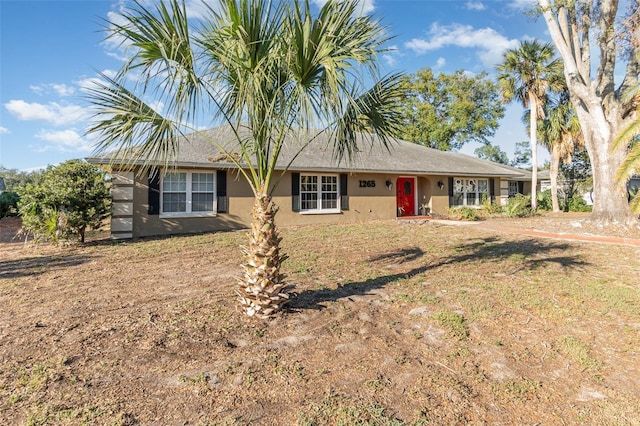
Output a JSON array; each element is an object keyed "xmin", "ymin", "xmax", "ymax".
[{"xmin": 1, "ymin": 219, "xmax": 639, "ymax": 425}]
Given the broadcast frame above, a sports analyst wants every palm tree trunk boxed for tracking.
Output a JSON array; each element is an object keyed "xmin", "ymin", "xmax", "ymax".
[
  {"xmin": 237, "ymin": 193, "xmax": 291, "ymax": 318},
  {"xmin": 550, "ymin": 144, "xmax": 561, "ymax": 212},
  {"xmin": 530, "ymin": 94, "xmax": 539, "ymax": 211}
]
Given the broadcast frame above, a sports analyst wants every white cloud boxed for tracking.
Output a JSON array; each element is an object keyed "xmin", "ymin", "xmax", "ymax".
[
  {"xmin": 35, "ymin": 129, "xmax": 93, "ymax": 153},
  {"xmin": 30, "ymin": 83, "xmax": 75, "ymax": 97},
  {"xmin": 434, "ymin": 57, "xmax": 446, "ymax": 69},
  {"xmin": 382, "ymin": 44, "xmax": 400, "ymax": 68},
  {"xmin": 405, "ymin": 23, "xmax": 519, "ymax": 67},
  {"xmin": 510, "ymin": 0, "xmax": 538, "ymax": 10},
  {"xmin": 465, "ymin": 1, "xmax": 486, "ymax": 11},
  {"xmin": 4, "ymin": 100, "xmax": 86, "ymax": 126},
  {"xmin": 311, "ymin": 0, "xmax": 375, "ymax": 14},
  {"xmin": 0, "ymin": 127, "xmax": 9, "ymax": 134}
]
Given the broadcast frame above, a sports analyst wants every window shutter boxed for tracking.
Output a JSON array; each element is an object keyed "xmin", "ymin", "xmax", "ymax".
[
  {"xmin": 216, "ymin": 170, "xmax": 227, "ymax": 213},
  {"xmin": 518, "ymin": 181, "xmax": 524, "ymax": 194},
  {"xmin": 490, "ymin": 178, "xmax": 496, "ymax": 203},
  {"xmin": 291, "ymin": 172, "xmax": 300, "ymax": 212},
  {"xmin": 448, "ymin": 177, "xmax": 454, "ymax": 205},
  {"xmin": 340, "ymin": 173, "xmax": 349, "ymax": 210},
  {"xmin": 148, "ymin": 170, "xmax": 160, "ymax": 215}
]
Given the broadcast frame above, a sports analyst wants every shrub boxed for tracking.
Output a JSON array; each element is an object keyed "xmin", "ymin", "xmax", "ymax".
[
  {"xmin": 18, "ymin": 160, "xmax": 111, "ymax": 243},
  {"xmin": 537, "ymin": 189, "xmax": 553, "ymax": 211},
  {"xmin": 481, "ymin": 195, "xmax": 504, "ymax": 216},
  {"xmin": 504, "ymin": 194, "xmax": 534, "ymax": 217},
  {"xmin": 448, "ymin": 206, "xmax": 482, "ymax": 221},
  {"xmin": 566, "ymin": 196, "xmax": 592, "ymax": 212},
  {"xmin": 0, "ymin": 191, "xmax": 20, "ymax": 218}
]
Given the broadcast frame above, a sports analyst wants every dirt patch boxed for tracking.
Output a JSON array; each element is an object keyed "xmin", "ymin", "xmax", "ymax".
[{"xmin": 1, "ymin": 215, "xmax": 639, "ymax": 425}]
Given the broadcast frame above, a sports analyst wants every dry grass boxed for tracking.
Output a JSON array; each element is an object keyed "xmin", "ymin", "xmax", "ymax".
[{"xmin": 1, "ymin": 217, "xmax": 639, "ymax": 425}]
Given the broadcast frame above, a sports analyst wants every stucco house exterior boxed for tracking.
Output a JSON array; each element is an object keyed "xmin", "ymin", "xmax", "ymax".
[{"xmin": 87, "ymin": 127, "xmax": 530, "ymax": 239}]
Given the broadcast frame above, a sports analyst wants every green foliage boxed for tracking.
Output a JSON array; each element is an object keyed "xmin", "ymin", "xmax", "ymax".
[
  {"xmin": 474, "ymin": 143, "xmax": 509, "ymax": 164},
  {"xmin": 510, "ymin": 141, "xmax": 532, "ymax": 167},
  {"xmin": 0, "ymin": 166, "xmax": 41, "ymax": 192},
  {"xmin": 566, "ymin": 196, "xmax": 591, "ymax": 212},
  {"xmin": 504, "ymin": 194, "xmax": 534, "ymax": 217},
  {"xmin": 448, "ymin": 207, "xmax": 483, "ymax": 221},
  {"xmin": 0, "ymin": 191, "xmax": 20, "ymax": 218},
  {"xmin": 537, "ymin": 189, "xmax": 592, "ymax": 212},
  {"xmin": 537, "ymin": 190, "xmax": 554, "ymax": 211},
  {"xmin": 18, "ymin": 160, "xmax": 110, "ymax": 243},
  {"xmin": 398, "ymin": 67, "xmax": 505, "ymax": 151}
]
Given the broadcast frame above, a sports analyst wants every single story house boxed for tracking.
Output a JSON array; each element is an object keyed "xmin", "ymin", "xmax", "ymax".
[{"xmin": 87, "ymin": 127, "xmax": 531, "ymax": 239}]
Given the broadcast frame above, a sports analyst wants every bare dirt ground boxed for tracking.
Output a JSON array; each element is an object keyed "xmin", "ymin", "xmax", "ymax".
[{"xmin": 1, "ymin": 214, "xmax": 639, "ymax": 425}]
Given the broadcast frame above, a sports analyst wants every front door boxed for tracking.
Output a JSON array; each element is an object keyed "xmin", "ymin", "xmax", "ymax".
[{"xmin": 396, "ymin": 177, "xmax": 415, "ymax": 216}]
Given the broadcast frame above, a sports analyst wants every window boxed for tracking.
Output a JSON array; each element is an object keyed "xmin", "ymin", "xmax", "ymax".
[
  {"xmin": 508, "ymin": 181, "xmax": 520, "ymax": 198},
  {"xmin": 452, "ymin": 178, "xmax": 488, "ymax": 206},
  {"xmin": 299, "ymin": 174, "xmax": 340, "ymax": 213},
  {"xmin": 161, "ymin": 171, "xmax": 216, "ymax": 216}
]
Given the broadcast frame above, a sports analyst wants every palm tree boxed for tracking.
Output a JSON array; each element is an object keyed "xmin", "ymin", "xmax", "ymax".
[
  {"xmin": 85, "ymin": 0, "xmax": 403, "ymax": 318},
  {"xmin": 537, "ymin": 90, "xmax": 584, "ymax": 212},
  {"xmin": 496, "ymin": 39, "xmax": 564, "ymax": 210},
  {"xmin": 613, "ymin": 82, "xmax": 640, "ymax": 212}
]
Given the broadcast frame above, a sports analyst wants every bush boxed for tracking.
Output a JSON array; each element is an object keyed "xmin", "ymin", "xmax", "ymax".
[
  {"xmin": 566, "ymin": 196, "xmax": 592, "ymax": 212},
  {"xmin": 504, "ymin": 194, "xmax": 534, "ymax": 217},
  {"xmin": 0, "ymin": 191, "xmax": 20, "ymax": 218},
  {"xmin": 481, "ymin": 196, "xmax": 504, "ymax": 216},
  {"xmin": 448, "ymin": 206, "xmax": 483, "ymax": 221},
  {"xmin": 537, "ymin": 190, "xmax": 553, "ymax": 211},
  {"xmin": 18, "ymin": 160, "xmax": 111, "ymax": 243}
]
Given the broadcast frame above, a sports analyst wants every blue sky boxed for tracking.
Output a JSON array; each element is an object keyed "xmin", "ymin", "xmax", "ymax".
[{"xmin": 0, "ymin": 0, "xmax": 548, "ymax": 172}]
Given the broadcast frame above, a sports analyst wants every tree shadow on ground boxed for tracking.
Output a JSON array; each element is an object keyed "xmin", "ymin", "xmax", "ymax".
[
  {"xmin": 289, "ymin": 237, "xmax": 588, "ymax": 311},
  {"xmin": 0, "ymin": 254, "xmax": 92, "ymax": 279}
]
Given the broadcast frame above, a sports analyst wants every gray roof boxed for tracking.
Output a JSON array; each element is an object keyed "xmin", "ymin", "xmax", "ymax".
[{"xmin": 87, "ymin": 126, "xmax": 525, "ymax": 178}]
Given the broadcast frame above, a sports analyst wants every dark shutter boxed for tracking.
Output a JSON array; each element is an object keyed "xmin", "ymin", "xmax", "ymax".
[
  {"xmin": 148, "ymin": 170, "xmax": 160, "ymax": 215},
  {"xmin": 490, "ymin": 178, "xmax": 496, "ymax": 203},
  {"xmin": 217, "ymin": 170, "xmax": 227, "ymax": 213},
  {"xmin": 448, "ymin": 177, "xmax": 454, "ymax": 206},
  {"xmin": 518, "ymin": 181, "xmax": 524, "ymax": 194},
  {"xmin": 291, "ymin": 172, "xmax": 300, "ymax": 212},
  {"xmin": 340, "ymin": 173, "xmax": 348, "ymax": 211}
]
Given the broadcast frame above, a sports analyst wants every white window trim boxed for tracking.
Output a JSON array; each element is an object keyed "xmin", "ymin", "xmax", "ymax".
[
  {"xmin": 299, "ymin": 173, "xmax": 341, "ymax": 215},
  {"xmin": 160, "ymin": 170, "xmax": 217, "ymax": 218},
  {"xmin": 452, "ymin": 177, "xmax": 489, "ymax": 207}
]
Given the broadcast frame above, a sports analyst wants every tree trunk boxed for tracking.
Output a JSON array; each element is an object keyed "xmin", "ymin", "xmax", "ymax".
[
  {"xmin": 550, "ymin": 144, "xmax": 561, "ymax": 213},
  {"xmin": 529, "ymin": 94, "xmax": 538, "ymax": 211},
  {"xmin": 538, "ymin": 0, "xmax": 636, "ymax": 225},
  {"xmin": 583, "ymin": 127, "xmax": 632, "ymax": 224},
  {"xmin": 237, "ymin": 193, "xmax": 292, "ymax": 318}
]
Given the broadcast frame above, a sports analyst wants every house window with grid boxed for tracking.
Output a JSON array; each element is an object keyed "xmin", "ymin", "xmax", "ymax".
[
  {"xmin": 300, "ymin": 174, "xmax": 339, "ymax": 213},
  {"xmin": 452, "ymin": 178, "xmax": 488, "ymax": 207},
  {"xmin": 508, "ymin": 181, "xmax": 520, "ymax": 198},
  {"xmin": 161, "ymin": 171, "xmax": 216, "ymax": 216}
]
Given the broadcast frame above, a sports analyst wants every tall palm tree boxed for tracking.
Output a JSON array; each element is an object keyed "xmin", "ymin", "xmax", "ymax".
[
  {"xmin": 613, "ymin": 82, "xmax": 640, "ymax": 211},
  {"xmin": 537, "ymin": 90, "xmax": 584, "ymax": 212},
  {"xmin": 85, "ymin": 0, "xmax": 403, "ymax": 318},
  {"xmin": 496, "ymin": 39, "xmax": 564, "ymax": 210}
]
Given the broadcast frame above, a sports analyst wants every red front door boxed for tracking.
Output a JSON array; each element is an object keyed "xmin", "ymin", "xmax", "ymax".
[{"xmin": 396, "ymin": 177, "xmax": 415, "ymax": 216}]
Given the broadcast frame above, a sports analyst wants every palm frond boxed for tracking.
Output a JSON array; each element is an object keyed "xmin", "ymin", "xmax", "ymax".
[
  {"xmin": 615, "ymin": 141, "xmax": 640, "ymax": 183},
  {"xmin": 107, "ymin": 0, "xmax": 202, "ymax": 126},
  {"xmin": 333, "ymin": 73, "xmax": 404, "ymax": 163},
  {"xmin": 84, "ymin": 72, "xmax": 182, "ymax": 173}
]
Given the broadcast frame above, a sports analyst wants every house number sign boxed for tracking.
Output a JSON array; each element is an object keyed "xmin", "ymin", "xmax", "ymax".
[{"xmin": 359, "ymin": 180, "xmax": 376, "ymax": 188}]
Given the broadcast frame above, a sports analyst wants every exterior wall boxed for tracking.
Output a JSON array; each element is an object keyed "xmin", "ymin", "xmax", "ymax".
[
  {"xmin": 422, "ymin": 175, "xmax": 450, "ymax": 216},
  {"xmin": 131, "ymin": 169, "xmax": 254, "ymax": 238},
  {"xmin": 110, "ymin": 171, "xmax": 135, "ymax": 239},
  {"xmin": 116, "ymin": 167, "xmax": 523, "ymax": 238},
  {"xmin": 272, "ymin": 172, "xmax": 397, "ymax": 226}
]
